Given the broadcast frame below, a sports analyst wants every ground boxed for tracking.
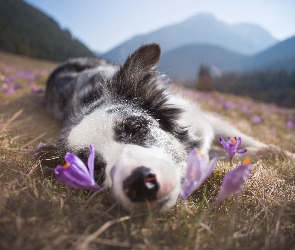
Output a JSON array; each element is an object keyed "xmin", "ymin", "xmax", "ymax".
[{"xmin": 0, "ymin": 51, "xmax": 295, "ymax": 250}]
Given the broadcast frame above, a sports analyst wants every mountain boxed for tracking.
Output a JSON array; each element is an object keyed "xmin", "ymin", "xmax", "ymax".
[
  {"xmin": 0, "ymin": 0, "xmax": 95, "ymax": 61},
  {"xmin": 102, "ymin": 13, "xmax": 277, "ymax": 64},
  {"xmin": 230, "ymin": 23, "xmax": 277, "ymax": 51},
  {"xmin": 158, "ymin": 44, "xmax": 249, "ymax": 80},
  {"xmin": 246, "ymin": 35, "xmax": 295, "ymax": 71},
  {"xmin": 157, "ymin": 35, "xmax": 295, "ymax": 81},
  {"xmin": 93, "ymin": 50, "xmax": 104, "ymax": 57}
]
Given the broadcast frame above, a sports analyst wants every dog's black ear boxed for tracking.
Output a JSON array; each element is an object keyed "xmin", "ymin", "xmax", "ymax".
[
  {"xmin": 114, "ymin": 44, "xmax": 161, "ymax": 84},
  {"xmin": 111, "ymin": 44, "xmax": 161, "ymax": 95},
  {"xmin": 110, "ymin": 43, "xmax": 165, "ymax": 109},
  {"xmin": 122, "ymin": 43, "xmax": 161, "ymax": 72}
]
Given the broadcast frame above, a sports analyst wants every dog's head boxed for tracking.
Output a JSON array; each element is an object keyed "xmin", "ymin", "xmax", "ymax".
[{"xmin": 38, "ymin": 44, "xmax": 200, "ymax": 212}]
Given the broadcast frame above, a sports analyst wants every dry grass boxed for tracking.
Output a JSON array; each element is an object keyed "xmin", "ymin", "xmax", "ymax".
[{"xmin": 0, "ymin": 52, "xmax": 295, "ymax": 250}]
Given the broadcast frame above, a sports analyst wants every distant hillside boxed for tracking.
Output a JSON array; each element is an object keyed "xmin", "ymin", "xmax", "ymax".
[
  {"xmin": 103, "ymin": 13, "xmax": 277, "ymax": 64},
  {"xmin": 158, "ymin": 44, "xmax": 249, "ymax": 80},
  {"xmin": 157, "ymin": 35, "xmax": 295, "ymax": 81},
  {"xmin": 246, "ymin": 35, "xmax": 295, "ymax": 71},
  {"xmin": 0, "ymin": 0, "xmax": 95, "ymax": 61}
]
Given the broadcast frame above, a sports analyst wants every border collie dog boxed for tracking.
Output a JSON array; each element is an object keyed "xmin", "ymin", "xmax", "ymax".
[{"xmin": 37, "ymin": 44, "xmax": 292, "ymax": 212}]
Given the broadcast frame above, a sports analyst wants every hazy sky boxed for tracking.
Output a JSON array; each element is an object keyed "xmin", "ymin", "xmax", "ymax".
[{"xmin": 25, "ymin": 0, "xmax": 295, "ymax": 53}]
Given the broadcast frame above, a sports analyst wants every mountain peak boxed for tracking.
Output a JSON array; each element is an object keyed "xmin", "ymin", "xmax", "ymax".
[
  {"xmin": 103, "ymin": 12, "xmax": 277, "ymax": 64},
  {"xmin": 186, "ymin": 12, "xmax": 217, "ymax": 22}
]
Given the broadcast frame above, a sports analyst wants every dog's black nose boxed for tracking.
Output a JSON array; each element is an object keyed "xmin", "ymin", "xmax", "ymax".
[{"xmin": 123, "ymin": 166, "xmax": 159, "ymax": 202}]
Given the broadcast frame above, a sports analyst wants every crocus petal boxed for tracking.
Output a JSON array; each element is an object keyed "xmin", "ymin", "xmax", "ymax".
[
  {"xmin": 65, "ymin": 153, "xmax": 92, "ymax": 179},
  {"xmin": 54, "ymin": 145, "xmax": 102, "ymax": 191},
  {"xmin": 186, "ymin": 150, "xmax": 202, "ymax": 181},
  {"xmin": 186, "ymin": 150, "xmax": 210, "ymax": 182},
  {"xmin": 180, "ymin": 179, "xmax": 197, "ymax": 200},
  {"xmin": 200, "ymin": 153, "xmax": 210, "ymax": 168},
  {"xmin": 219, "ymin": 137, "xmax": 226, "ymax": 147},
  {"xmin": 204, "ymin": 157, "xmax": 218, "ymax": 179},
  {"xmin": 54, "ymin": 166, "xmax": 91, "ymax": 190},
  {"xmin": 235, "ymin": 137, "xmax": 242, "ymax": 148},
  {"xmin": 180, "ymin": 149, "xmax": 217, "ymax": 200},
  {"xmin": 215, "ymin": 158, "xmax": 252, "ymax": 203},
  {"xmin": 236, "ymin": 148, "xmax": 247, "ymax": 154}
]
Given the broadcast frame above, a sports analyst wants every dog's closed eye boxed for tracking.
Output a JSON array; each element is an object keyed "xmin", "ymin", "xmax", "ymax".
[
  {"xmin": 114, "ymin": 116, "xmax": 150, "ymax": 144},
  {"xmin": 124, "ymin": 119, "xmax": 143, "ymax": 138}
]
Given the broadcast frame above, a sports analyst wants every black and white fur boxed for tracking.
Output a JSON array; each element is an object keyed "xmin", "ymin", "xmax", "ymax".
[{"xmin": 36, "ymin": 44, "xmax": 294, "ymax": 212}]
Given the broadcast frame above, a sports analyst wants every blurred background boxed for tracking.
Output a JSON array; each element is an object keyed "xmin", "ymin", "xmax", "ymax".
[{"xmin": 0, "ymin": 0, "xmax": 295, "ymax": 107}]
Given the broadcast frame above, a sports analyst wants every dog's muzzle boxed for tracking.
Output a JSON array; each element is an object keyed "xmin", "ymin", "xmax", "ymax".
[
  {"xmin": 123, "ymin": 166, "xmax": 159, "ymax": 202},
  {"xmin": 109, "ymin": 145, "xmax": 181, "ymax": 212}
]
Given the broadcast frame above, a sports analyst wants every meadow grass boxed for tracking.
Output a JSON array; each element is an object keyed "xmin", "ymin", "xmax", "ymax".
[{"xmin": 0, "ymin": 52, "xmax": 294, "ymax": 250}]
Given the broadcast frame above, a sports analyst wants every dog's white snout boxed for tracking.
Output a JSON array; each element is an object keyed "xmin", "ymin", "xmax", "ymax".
[{"xmin": 109, "ymin": 145, "xmax": 180, "ymax": 211}]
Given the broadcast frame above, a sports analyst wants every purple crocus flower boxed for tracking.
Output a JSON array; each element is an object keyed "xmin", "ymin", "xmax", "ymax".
[
  {"xmin": 54, "ymin": 145, "xmax": 103, "ymax": 191},
  {"xmin": 240, "ymin": 105, "xmax": 251, "ymax": 115},
  {"xmin": 287, "ymin": 119, "xmax": 295, "ymax": 129},
  {"xmin": 180, "ymin": 149, "xmax": 217, "ymax": 200},
  {"xmin": 6, "ymin": 76, "xmax": 14, "ymax": 83},
  {"xmin": 22, "ymin": 71, "xmax": 37, "ymax": 80},
  {"xmin": 220, "ymin": 137, "xmax": 247, "ymax": 161},
  {"xmin": 13, "ymin": 84, "xmax": 23, "ymax": 90},
  {"xmin": 223, "ymin": 101, "xmax": 231, "ymax": 110},
  {"xmin": 251, "ymin": 115, "xmax": 263, "ymax": 124},
  {"xmin": 214, "ymin": 157, "xmax": 252, "ymax": 204},
  {"xmin": 31, "ymin": 87, "xmax": 44, "ymax": 93},
  {"xmin": 5, "ymin": 88, "xmax": 16, "ymax": 95}
]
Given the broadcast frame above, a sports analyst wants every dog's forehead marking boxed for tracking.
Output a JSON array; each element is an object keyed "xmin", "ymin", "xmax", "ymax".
[{"xmin": 67, "ymin": 105, "xmax": 123, "ymax": 167}]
